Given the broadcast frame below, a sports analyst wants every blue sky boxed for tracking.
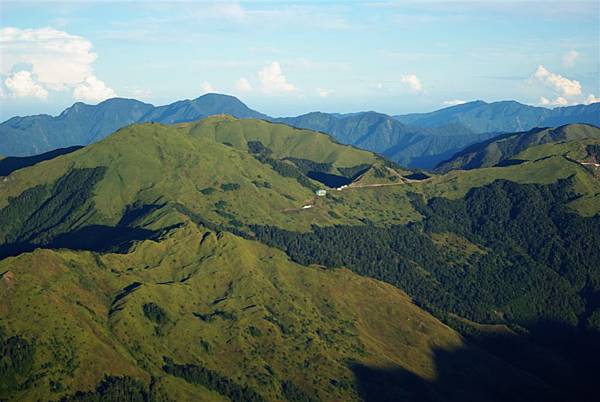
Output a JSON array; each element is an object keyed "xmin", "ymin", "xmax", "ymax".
[{"xmin": 0, "ymin": 0, "xmax": 598, "ymax": 120}]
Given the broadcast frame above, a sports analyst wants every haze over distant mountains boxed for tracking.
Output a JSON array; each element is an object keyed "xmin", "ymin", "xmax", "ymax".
[
  {"xmin": 1, "ymin": 93, "xmax": 598, "ymax": 168},
  {"xmin": 395, "ymin": 100, "xmax": 600, "ymax": 133}
]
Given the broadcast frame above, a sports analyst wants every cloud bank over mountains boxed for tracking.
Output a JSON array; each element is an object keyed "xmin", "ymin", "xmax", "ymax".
[{"xmin": 0, "ymin": 27, "xmax": 116, "ymax": 102}]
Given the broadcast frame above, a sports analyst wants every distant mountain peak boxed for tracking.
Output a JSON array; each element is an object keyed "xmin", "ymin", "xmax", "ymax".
[{"xmin": 0, "ymin": 93, "xmax": 267, "ymax": 156}]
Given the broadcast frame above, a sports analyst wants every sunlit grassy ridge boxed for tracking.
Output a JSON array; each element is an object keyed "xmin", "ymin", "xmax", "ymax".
[{"xmin": 0, "ymin": 117, "xmax": 390, "ymax": 238}]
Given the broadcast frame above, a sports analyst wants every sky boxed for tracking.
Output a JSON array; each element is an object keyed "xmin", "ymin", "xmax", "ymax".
[{"xmin": 0, "ymin": 0, "xmax": 598, "ymax": 120}]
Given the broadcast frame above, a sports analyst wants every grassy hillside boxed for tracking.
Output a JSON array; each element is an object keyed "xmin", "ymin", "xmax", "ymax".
[
  {"xmin": 184, "ymin": 115, "xmax": 377, "ymax": 169},
  {"xmin": 2, "ymin": 218, "xmax": 550, "ymax": 401},
  {"xmin": 0, "ymin": 117, "xmax": 398, "ymax": 245},
  {"xmin": 436, "ymin": 124, "xmax": 600, "ymax": 172}
]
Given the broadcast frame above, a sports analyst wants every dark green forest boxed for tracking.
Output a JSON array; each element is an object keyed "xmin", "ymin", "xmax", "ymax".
[{"xmin": 253, "ymin": 178, "xmax": 600, "ymax": 330}]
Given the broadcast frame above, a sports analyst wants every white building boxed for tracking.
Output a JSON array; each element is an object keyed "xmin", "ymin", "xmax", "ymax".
[{"xmin": 316, "ymin": 189, "xmax": 327, "ymax": 196}]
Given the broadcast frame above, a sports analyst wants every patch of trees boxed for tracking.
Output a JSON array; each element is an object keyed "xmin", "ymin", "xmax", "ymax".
[
  {"xmin": 0, "ymin": 167, "xmax": 106, "ymax": 246},
  {"xmin": 252, "ymin": 180, "xmax": 271, "ymax": 189},
  {"xmin": 143, "ymin": 303, "xmax": 168, "ymax": 335},
  {"xmin": 59, "ymin": 376, "xmax": 150, "ymax": 402},
  {"xmin": 281, "ymin": 380, "xmax": 318, "ymax": 402},
  {"xmin": 193, "ymin": 310, "xmax": 236, "ymax": 322},
  {"xmin": 0, "ymin": 334, "xmax": 34, "ymax": 395},
  {"xmin": 220, "ymin": 183, "xmax": 241, "ymax": 191},
  {"xmin": 587, "ymin": 144, "xmax": 600, "ymax": 162},
  {"xmin": 162, "ymin": 357, "xmax": 265, "ymax": 402},
  {"xmin": 247, "ymin": 141, "xmax": 272, "ymax": 156},
  {"xmin": 199, "ymin": 187, "xmax": 216, "ymax": 195}
]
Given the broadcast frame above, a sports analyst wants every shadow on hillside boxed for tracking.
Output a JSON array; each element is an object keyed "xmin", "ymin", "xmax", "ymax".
[
  {"xmin": 351, "ymin": 320, "xmax": 600, "ymax": 402},
  {"xmin": 0, "ymin": 146, "xmax": 83, "ymax": 176},
  {"xmin": 0, "ymin": 225, "xmax": 161, "ymax": 259},
  {"xmin": 48, "ymin": 225, "xmax": 161, "ymax": 252},
  {"xmin": 0, "ymin": 204, "xmax": 172, "ymax": 260}
]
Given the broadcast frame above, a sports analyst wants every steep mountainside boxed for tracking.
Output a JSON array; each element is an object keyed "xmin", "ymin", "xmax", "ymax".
[
  {"xmin": 436, "ymin": 124, "xmax": 600, "ymax": 172},
  {"xmin": 1, "ymin": 116, "xmax": 600, "ymax": 401},
  {"xmin": 395, "ymin": 100, "xmax": 600, "ymax": 133}
]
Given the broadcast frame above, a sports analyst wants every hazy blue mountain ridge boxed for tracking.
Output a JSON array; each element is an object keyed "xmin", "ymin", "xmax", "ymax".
[
  {"xmin": 1, "ymin": 94, "xmax": 597, "ymax": 169},
  {"xmin": 394, "ymin": 100, "xmax": 600, "ymax": 133}
]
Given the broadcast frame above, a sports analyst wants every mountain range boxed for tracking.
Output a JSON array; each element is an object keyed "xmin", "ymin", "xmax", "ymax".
[
  {"xmin": 395, "ymin": 100, "xmax": 600, "ymax": 133},
  {"xmin": 2, "ymin": 94, "xmax": 598, "ymax": 168},
  {"xmin": 1, "ymin": 114, "xmax": 600, "ymax": 401}
]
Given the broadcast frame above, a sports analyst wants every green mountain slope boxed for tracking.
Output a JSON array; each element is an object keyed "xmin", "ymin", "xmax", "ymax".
[
  {"xmin": 0, "ymin": 116, "xmax": 391, "ymax": 259},
  {"xmin": 436, "ymin": 124, "xmax": 600, "ymax": 172},
  {"xmin": 1, "ymin": 116, "xmax": 599, "ymax": 401}
]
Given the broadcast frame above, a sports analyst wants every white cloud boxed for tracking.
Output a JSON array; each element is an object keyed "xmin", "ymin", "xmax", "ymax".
[
  {"xmin": 235, "ymin": 77, "xmax": 253, "ymax": 92},
  {"xmin": 563, "ymin": 50, "xmax": 579, "ymax": 67},
  {"xmin": 376, "ymin": 83, "xmax": 383, "ymax": 89},
  {"xmin": 539, "ymin": 96, "xmax": 551, "ymax": 105},
  {"xmin": 73, "ymin": 75, "xmax": 116, "ymax": 102},
  {"xmin": 443, "ymin": 99, "xmax": 466, "ymax": 106},
  {"xmin": 1, "ymin": 27, "xmax": 95, "ymax": 89},
  {"xmin": 400, "ymin": 74, "xmax": 423, "ymax": 93},
  {"xmin": 533, "ymin": 65, "xmax": 581, "ymax": 97},
  {"xmin": 317, "ymin": 88, "xmax": 333, "ymax": 97},
  {"xmin": 539, "ymin": 96, "xmax": 568, "ymax": 107},
  {"xmin": 586, "ymin": 94, "xmax": 600, "ymax": 104},
  {"xmin": 0, "ymin": 27, "xmax": 115, "ymax": 100},
  {"xmin": 201, "ymin": 81, "xmax": 215, "ymax": 93},
  {"xmin": 4, "ymin": 71, "xmax": 49, "ymax": 100},
  {"xmin": 258, "ymin": 62, "xmax": 296, "ymax": 94}
]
